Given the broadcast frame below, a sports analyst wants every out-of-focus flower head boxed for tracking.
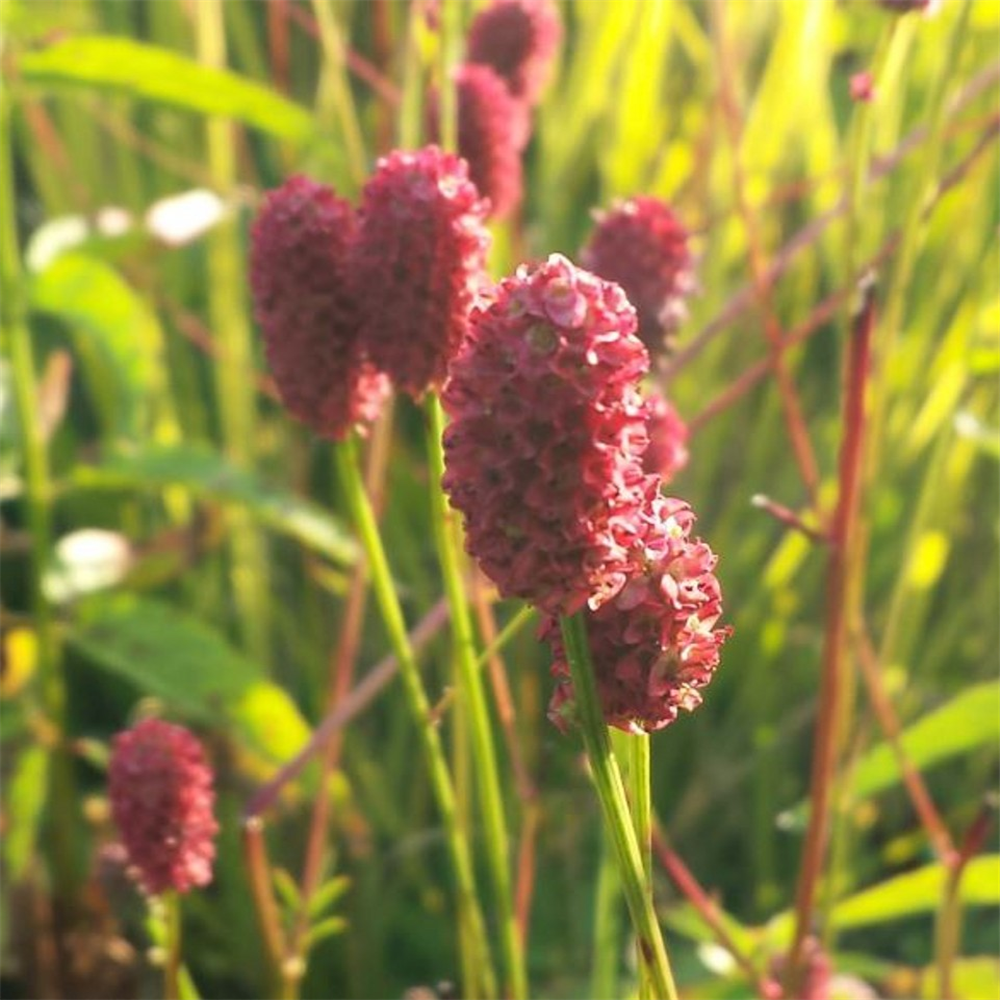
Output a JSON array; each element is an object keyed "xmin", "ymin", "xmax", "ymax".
[
  {"xmin": 108, "ymin": 718, "xmax": 218, "ymax": 895},
  {"xmin": 428, "ymin": 64, "xmax": 527, "ymax": 219},
  {"xmin": 250, "ymin": 175, "xmax": 388, "ymax": 439},
  {"xmin": 353, "ymin": 146, "xmax": 491, "ymax": 398},
  {"xmin": 642, "ymin": 389, "xmax": 689, "ymax": 484},
  {"xmin": 466, "ymin": 0, "xmax": 562, "ymax": 106},
  {"xmin": 544, "ymin": 493, "xmax": 729, "ymax": 734},
  {"xmin": 582, "ymin": 196, "xmax": 696, "ymax": 360},
  {"xmin": 442, "ymin": 253, "xmax": 652, "ymax": 616}
]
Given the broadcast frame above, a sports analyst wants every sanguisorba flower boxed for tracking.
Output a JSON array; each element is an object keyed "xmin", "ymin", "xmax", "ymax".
[
  {"xmin": 250, "ymin": 175, "xmax": 388, "ymax": 440},
  {"xmin": 108, "ymin": 718, "xmax": 218, "ymax": 895},
  {"xmin": 582, "ymin": 196, "xmax": 695, "ymax": 358},
  {"xmin": 466, "ymin": 0, "xmax": 562, "ymax": 106},
  {"xmin": 428, "ymin": 64, "xmax": 527, "ymax": 220},
  {"xmin": 543, "ymin": 492, "xmax": 729, "ymax": 734},
  {"xmin": 353, "ymin": 146, "xmax": 491, "ymax": 398},
  {"xmin": 442, "ymin": 253, "xmax": 652, "ymax": 616},
  {"xmin": 642, "ymin": 389, "xmax": 689, "ymax": 484}
]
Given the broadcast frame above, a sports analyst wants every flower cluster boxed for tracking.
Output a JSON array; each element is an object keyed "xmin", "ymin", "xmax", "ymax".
[
  {"xmin": 250, "ymin": 176, "xmax": 389, "ymax": 440},
  {"xmin": 582, "ymin": 196, "xmax": 695, "ymax": 359},
  {"xmin": 108, "ymin": 718, "xmax": 218, "ymax": 895},
  {"xmin": 443, "ymin": 254, "xmax": 728, "ymax": 731},
  {"xmin": 543, "ymin": 494, "xmax": 729, "ymax": 734},
  {"xmin": 353, "ymin": 147, "xmax": 491, "ymax": 398},
  {"xmin": 252, "ymin": 148, "xmax": 491, "ymax": 409},
  {"xmin": 442, "ymin": 254, "xmax": 650, "ymax": 616},
  {"xmin": 428, "ymin": 64, "xmax": 526, "ymax": 220},
  {"xmin": 642, "ymin": 389, "xmax": 689, "ymax": 484},
  {"xmin": 466, "ymin": 0, "xmax": 562, "ymax": 105}
]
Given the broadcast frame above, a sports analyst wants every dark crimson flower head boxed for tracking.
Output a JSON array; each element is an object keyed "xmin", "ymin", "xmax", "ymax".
[
  {"xmin": 250, "ymin": 175, "xmax": 388, "ymax": 439},
  {"xmin": 108, "ymin": 718, "xmax": 218, "ymax": 895},
  {"xmin": 543, "ymin": 493, "xmax": 730, "ymax": 734},
  {"xmin": 466, "ymin": 0, "xmax": 562, "ymax": 106},
  {"xmin": 428, "ymin": 63, "xmax": 527, "ymax": 220},
  {"xmin": 642, "ymin": 389, "xmax": 689, "ymax": 484},
  {"xmin": 442, "ymin": 253, "xmax": 652, "ymax": 616},
  {"xmin": 582, "ymin": 196, "xmax": 696, "ymax": 360},
  {"xmin": 353, "ymin": 146, "xmax": 491, "ymax": 398}
]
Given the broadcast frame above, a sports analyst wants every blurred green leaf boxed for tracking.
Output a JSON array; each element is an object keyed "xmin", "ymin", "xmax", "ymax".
[
  {"xmin": 921, "ymin": 957, "xmax": 1000, "ymax": 1000},
  {"xmin": 305, "ymin": 915, "xmax": 348, "ymax": 949},
  {"xmin": 30, "ymin": 252, "xmax": 164, "ymax": 436},
  {"xmin": 272, "ymin": 867, "xmax": 302, "ymax": 913},
  {"xmin": 308, "ymin": 875, "xmax": 351, "ymax": 920},
  {"xmin": 18, "ymin": 36, "xmax": 313, "ymax": 142},
  {"xmin": 851, "ymin": 680, "xmax": 1000, "ymax": 802},
  {"xmin": 72, "ymin": 444, "xmax": 358, "ymax": 566},
  {"xmin": 69, "ymin": 594, "xmax": 310, "ymax": 764},
  {"xmin": 3, "ymin": 745, "xmax": 48, "ymax": 880},
  {"xmin": 767, "ymin": 856, "xmax": 1000, "ymax": 941}
]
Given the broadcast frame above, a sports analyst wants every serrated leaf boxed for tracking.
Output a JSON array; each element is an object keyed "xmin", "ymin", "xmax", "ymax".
[
  {"xmin": 19, "ymin": 36, "xmax": 313, "ymax": 143},
  {"xmin": 308, "ymin": 875, "xmax": 351, "ymax": 920},
  {"xmin": 72, "ymin": 445, "xmax": 358, "ymax": 566},
  {"xmin": 30, "ymin": 252, "xmax": 164, "ymax": 436},
  {"xmin": 69, "ymin": 594, "xmax": 311, "ymax": 765},
  {"xmin": 305, "ymin": 915, "xmax": 348, "ymax": 949}
]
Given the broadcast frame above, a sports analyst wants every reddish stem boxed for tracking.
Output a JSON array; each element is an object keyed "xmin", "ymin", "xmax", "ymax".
[
  {"xmin": 750, "ymin": 495, "xmax": 829, "ymax": 545},
  {"xmin": 785, "ymin": 276, "xmax": 876, "ymax": 996},
  {"xmin": 266, "ymin": 0, "xmax": 291, "ymax": 95}
]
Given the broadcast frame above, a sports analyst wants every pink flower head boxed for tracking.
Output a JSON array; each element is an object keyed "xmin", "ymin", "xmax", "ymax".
[
  {"xmin": 353, "ymin": 146, "xmax": 491, "ymax": 398},
  {"xmin": 466, "ymin": 0, "xmax": 562, "ymax": 106},
  {"xmin": 642, "ymin": 390, "xmax": 689, "ymax": 483},
  {"xmin": 442, "ymin": 253, "xmax": 652, "ymax": 616},
  {"xmin": 849, "ymin": 71, "xmax": 875, "ymax": 103},
  {"xmin": 428, "ymin": 64, "xmax": 527, "ymax": 219},
  {"xmin": 250, "ymin": 175, "xmax": 389, "ymax": 440},
  {"xmin": 544, "ymin": 493, "xmax": 730, "ymax": 734},
  {"xmin": 582, "ymin": 196, "xmax": 696, "ymax": 359},
  {"xmin": 108, "ymin": 719, "xmax": 218, "ymax": 895}
]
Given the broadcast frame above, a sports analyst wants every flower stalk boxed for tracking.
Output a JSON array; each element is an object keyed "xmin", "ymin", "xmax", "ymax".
[{"xmin": 559, "ymin": 613, "xmax": 677, "ymax": 1000}]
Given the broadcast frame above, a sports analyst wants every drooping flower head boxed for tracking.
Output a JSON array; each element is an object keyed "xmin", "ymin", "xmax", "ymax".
[
  {"xmin": 108, "ymin": 718, "xmax": 218, "ymax": 895},
  {"xmin": 642, "ymin": 389, "xmax": 689, "ymax": 484},
  {"xmin": 466, "ymin": 0, "xmax": 562, "ymax": 106},
  {"xmin": 543, "ymin": 493, "xmax": 729, "ymax": 734},
  {"xmin": 442, "ymin": 253, "xmax": 652, "ymax": 616},
  {"xmin": 582, "ymin": 196, "xmax": 696, "ymax": 359},
  {"xmin": 353, "ymin": 146, "xmax": 491, "ymax": 398},
  {"xmin": 250, "ymin": 175, "xmax": 388, "ymax": 439},
  {"xmin": 428, "ymin": 64, "xmax": 527, "ymax": 220}
]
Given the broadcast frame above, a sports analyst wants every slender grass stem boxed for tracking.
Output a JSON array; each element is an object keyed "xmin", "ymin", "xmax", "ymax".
[
  {"xmin": 590, "ymin": 822, "xmax": 622, "ymax": 1000},
  {"xmin": 0, "ymin": 86, "xmax": 79, "ymax": 903},
  {"xmin": 195, "ymin": 0, "xmax": 270, "ymax": 661},
  {"xmin": 163, "ymin": 891, "xmax": 182, "ymax": 1000},
  {"xmin": 334, "ymin": 435, "xmax": 497, "ymax": 999},
  {"xmin": 629, "ymin": 732, "xmax": 653, "ymax": 1000},
  {"xmin": 425, "ymin": 395, "xmax": 526, "ymax": 1000},
  {"xmin": 559, "ymin": 613, "xmax": 677, "ymax": 1000}
]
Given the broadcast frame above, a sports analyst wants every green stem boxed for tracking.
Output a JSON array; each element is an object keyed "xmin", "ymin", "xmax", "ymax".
[
  {"xmin": 195, "ymin": 0, "xmax": 269, "ymax": 661},
  {"xmin": 935, "ymin": 866, "xmax": 962, "ymax": 1000},
  {"xmin": 164, "ymin": 891, "xmax": 182, "ymax": 1000},
  {"xmin": 590, "ymin": 821, "xmax": 622, "ymax": 1000},
  {"xmin": 425, "ymin": 395, "xmax": 526, "ymax": 1000},
  {"xmin": 629, "ymin": 732, "xmax": 653, "ymax": 1000},
  {"xmin": 560, "ymin": 613, "xmax": 677, "ymax": 1000},
  {"xmin": 333, "ymin": 436, "xmax": 497, "ymax": 999},
  {"xmin": 0, "ymin": 85, "xmax": 79, "ymax": 903}
]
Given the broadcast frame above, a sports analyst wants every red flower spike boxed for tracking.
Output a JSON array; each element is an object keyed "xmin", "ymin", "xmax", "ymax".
[
  {"xmin": 543, "ymin": 494, "xmax": 730, "ymax": 734},
  {"xmin": 466, "ymin": 0, "xmax": 562, "ymax": 106},
  {"xmin": 250, "ymin": 175, "xmax": 389, "ymax": 440},
  {"xmin": 582, "ymin": 196, "xmax": 696, "ymax": 360},
  {"xmin": 428, "ymin": 64, "xmax": 527, "ymax": 220},
  {"xmin": 642, "ymin": 389, "xmax": 689, "ymax": 484},
  {"xmin": 442, "ymin": 253, "xmax": 653, "ymax": 616},
  {"xmin": 108, "ymin": 719, "xmax": 218, "ymax": 895},
  {"xmin": 353, "ymin": 146, "xmax": 491, "ymax": 398}
]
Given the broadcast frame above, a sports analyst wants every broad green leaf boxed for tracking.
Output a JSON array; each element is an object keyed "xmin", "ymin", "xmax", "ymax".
[
  {"xmin": 18, "ymin": 36, "xmax": 313, "ymax": 143},
  {"xmin": 3, "ymin": 745, "xmax": 48, "ymax": 880},
  {"xmin": 72, "ymin": 445, "xmax": 358, "ymax": 567},
  {"xmin": 69, "ymin": 594, "xmax": 310, "ymax": 765},
  {"xmin": 30, "ymin": 252, "xmax": 164, "ymax": 436},
  {"xmin": 921, "ymin": 957, "xmax": 1000, "ymax": 1000},
  {"xmin": 767, "ymin": 856, "xmax": 1000, "ymax": 942},
  {"xmin": 850, "ymin": 681, "xmax": 1000, "ymax": 802}
]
